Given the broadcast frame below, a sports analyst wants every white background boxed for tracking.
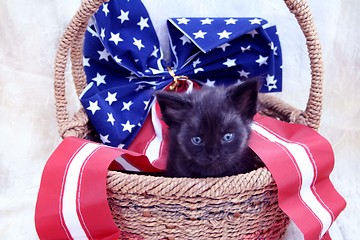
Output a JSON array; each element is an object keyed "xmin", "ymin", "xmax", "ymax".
[{"xmin": 0, "ymin": 0, "xmax": 358, "ymax": 239}]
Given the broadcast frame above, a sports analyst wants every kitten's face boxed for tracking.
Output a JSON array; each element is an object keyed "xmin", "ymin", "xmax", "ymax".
[
  {"xmin": 156, "ymin": 80, "xmax": 259, "ymax": 177},
  {"xmin": 176, "ymin": 105, "xmax": 252, "ymax": 176}
]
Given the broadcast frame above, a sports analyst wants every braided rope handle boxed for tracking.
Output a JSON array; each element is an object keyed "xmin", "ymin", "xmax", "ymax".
[
  {"xmin": 54, "ymin": 0, "xmax": 323, "ymax": 138},
  {"xmin": 283, "ymin": 0, "xmax": 323, "ymax": 129},
  {"xmin": 54, "ymin": 0, "xmax": 107, "ymax": 138}
]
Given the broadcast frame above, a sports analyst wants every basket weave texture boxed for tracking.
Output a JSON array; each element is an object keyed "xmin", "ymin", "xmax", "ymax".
[
  {"xmin": 53, "ymin": 0, "xmax": 323, "ymax": 239},
  {"xmin": 107, "ymin": 169, "xmax": 288, "ymax": 239}
]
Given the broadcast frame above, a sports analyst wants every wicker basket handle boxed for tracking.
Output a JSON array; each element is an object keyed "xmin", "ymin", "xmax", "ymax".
[
  {"xmin": 283, "ymin": 0, "xmax": 323, "ymax": 129},
  {"xmin": 54, "ymin": 0, "xmax": 323, "ymax": 138},
  {"xmin": 54, "ymin": 0, "xmax": 108, "ymax": 138}
]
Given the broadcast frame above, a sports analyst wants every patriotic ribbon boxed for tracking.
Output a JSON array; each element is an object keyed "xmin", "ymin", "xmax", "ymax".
[
  {"xmin": 79, "ymin": 0, "xmax": 283, "ymax": 148},
  {"xmin": 35, "ymin": 137, "xmax": 160, "ymax": 240},
  {"xmin": 249, "ymin": 114, "xmax": 346, "ymax": 240},
  {"xmin": 35, "ymin": 115, "xmax": 345, "ymax": 240}
]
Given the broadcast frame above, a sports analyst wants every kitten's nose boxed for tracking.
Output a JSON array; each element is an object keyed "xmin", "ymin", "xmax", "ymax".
[{"xmin": 208, "ymin": 154, "xmax": 220, "ymax": 162}]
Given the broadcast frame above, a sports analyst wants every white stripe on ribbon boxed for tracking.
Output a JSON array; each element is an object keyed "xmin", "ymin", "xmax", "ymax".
[
  {"xmin": 251, "ymin": 123, "xmax": 332, "ymax": 237},
  {"xmin": 115, "ymin": 156, "xmax": 140, "ymax": 172},
  {"xmin": 145, "ymin": 80, "xmax": 194, "ymax": 164},
  {"xmin": 145, "ymin": 103, "xmax": 163, "ymax": 163},
  {"xmin": 61, "ymin": 142, "xmax": 99, "ymax": 239},
  {"xmin": 185, "ymin": 80, "xmax": 194, "ymax": 93}
]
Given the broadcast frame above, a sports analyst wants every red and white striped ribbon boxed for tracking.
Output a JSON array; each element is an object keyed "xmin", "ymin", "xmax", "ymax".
[
  {"xmin": 35, "ymin": 114, "xmax": 345, "ymax": 240},
  {"xmin": 127, "ymin": 80, "xmax": 195, "ymax": 169},
  {"xmin": 35, "ymin": 137, "xmax": 159, "ymax": 240},
  {"xmin": 249, "ymin": 114, "xmax": 346, "ymax": 240}
]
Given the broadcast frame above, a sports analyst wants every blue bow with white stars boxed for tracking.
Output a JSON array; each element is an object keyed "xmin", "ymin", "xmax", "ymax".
[{"xmin": 80, "ymin": 0, "xmax": 283, "ymax": 148}]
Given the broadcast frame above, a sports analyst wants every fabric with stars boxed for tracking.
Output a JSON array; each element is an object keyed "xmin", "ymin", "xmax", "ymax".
[{"xmin": 80, "ymin": 0, "xmax": 283, "ymax": 148}]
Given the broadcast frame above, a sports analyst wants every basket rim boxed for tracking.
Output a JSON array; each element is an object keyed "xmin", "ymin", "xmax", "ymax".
[{"xmin": 107, "ymin": 167, "xmax": 274, "ymax": 198}]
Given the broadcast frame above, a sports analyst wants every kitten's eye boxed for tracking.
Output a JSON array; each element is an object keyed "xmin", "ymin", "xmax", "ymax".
[
  {"xmin": 191, "ymin": 136, "xmax": 203, "ymax": 145},
  {"xmin": 222, "ymin": 133, "xmax": 234, "ymax": 142}
]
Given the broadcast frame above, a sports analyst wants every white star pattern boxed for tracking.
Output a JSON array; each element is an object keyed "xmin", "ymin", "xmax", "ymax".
[
  {"xmin": 223, "ymin": 58, "xmax": 236, "ymax": 68},
  {"xmin": 265, "ymin": 74, "xmax": 278, "ymax": 91},
  {"xmin": 100, "ymin": 134, "xmax": 111, "ymax": 144},
  {"xmin": 269, "ymin": 42, "xmax": 278, "ymax": 56},
  {"xmin": 192, "ymin": 58, "xmax": 201, "ymax": 68},
  {"xmin": 81, "ymin": 2, "xmax": 283, "ymax": 149},
  {"xmin": 193, "ymin": 30, "xmax": 207, "ymax": 39},
  {"xmin": 217, "ymin": 30, "xmax": 232, "ymax": 39},
  {"xmin": 180, "ymin": 35, "xmax": 191, "ymax": 45},
  {"xmin": 201, "ymin": 18, "xmax": 213, "ymax": 25},
  {"xmin": 205, "ymin": 79, "xmax": 216, "ymax": 87},
  {"xmin": 137, "ymin": 17, "xmax": 149, "ymax": 30},
  {"xmin": 121, "ymin": 101, "xmax": 133, "ymax": 111},
  {"xmin": 177, "ymin": 18, "xmax": 190, "ymax": 24},
  {"xmin": 247, "ymin": 30, "xmax": 258, "ymax": 38},
  {"xmin": 83, "ymin": 57, "xmax": 90, "ymax": 67},
  {"xmin": 121, "ymin": 120, "xmax": 135, "ymax": 133},
  {"xmin": 100, "ymin": 28, "xmax": 106, "ymax": 40},
  {"xmin": 249, "ymin": 18, "xmax": 262, "ymax": 25},
  {"xmin": 117, "ymin": 10, "xmax": 129, "ymax": 23},
  {"xmin": 143, "ymin": 100, "xmax": 150, "ymax": 110},
  {"xmin": 194, "ymin": 67, "xmax": 204, "ymax": 74},
  {"xmin": 107, "ymin": 113, "xmax": 115, "ymax": 126},
  {"xmin": 98, "ymin": 48, "xmax": 110, "ymax": 61},
  {"xmin": 218, "ymin": 43, "xmax": 231, "ymax": 52},
  {"xmin": 92, "ymin": 73, "xmax": 106, "ymax": 86},
  {"xmin": 241, "ymin": 45, "xmax": 251, "ymax": 53},
  {"xmin": 109, "ymin": 32, "xmax": 123, "ymax": 45},
  {"xmin": 126, "ymin": 75, "xmax": 137, "ymax": 82},
  {"xmin": 135, "ymin": 84, "xmax": 145, "ymax": 92},
  {"xmin": 113, "ymin": 55, "xmax": 122, "ymax": 64},
  {"xmin": 238, "ymin": 70, "xmax": 251, "ymax": 78},
  {"xmin": 87, "ymin": 100, "xmax": 101, "ymax": 115},
  {"xmin": 133, "ymin": 38, "xmax": 145, "ymax": 50},
  {"xmin": 105, "ymin": 92, "xmax": 117, "ymax": 105},
  {"xmin": 102, "ymin": 3, "xmax": 109, "ymax": 16},
  {"xmin": 256, "ymin": 55, "xmax": 269, "ymax": 66},
  {"xmin": 151, "ymin": 46, "xmax": 159, "ymax": 57},
  {"xmin": 225, "ymin": 18, "xmax": 238, "ymax": 25}
]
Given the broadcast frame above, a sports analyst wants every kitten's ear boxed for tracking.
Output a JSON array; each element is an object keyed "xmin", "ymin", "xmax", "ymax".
[
  {"xmin": 155, "ymin": 91, "xmax": 192, "ymax": 127},
  {"xmin": 227, "ymin": 79, "xmax": 259, "ymax": 121}
]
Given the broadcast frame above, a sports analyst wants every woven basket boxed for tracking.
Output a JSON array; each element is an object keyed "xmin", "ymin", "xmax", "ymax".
[{"xmin": 54, "ymin": 0, "xmax": 323, "ymax": 239}]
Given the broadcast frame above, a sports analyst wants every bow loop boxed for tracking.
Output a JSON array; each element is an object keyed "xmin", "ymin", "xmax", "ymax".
[
  {"xmin": 80, "ymin": 0, "xmax": 283, "ymax": 148},
  {"xmin": 168, "ymin": 17, "xmax": 268, "ymax": 54},
  {"xmin": 90, "ymin": 0, "xmax": 164, "ymax": 74}
]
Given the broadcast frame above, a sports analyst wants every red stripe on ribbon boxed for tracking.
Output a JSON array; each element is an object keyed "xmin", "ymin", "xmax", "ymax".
[
  {"xmin": 249, "ymin": 125, "xmax": 324, "ymax": 239},
  {"xmin": 76, "ymin": 146, "xmax": 123, "ymax": 240},
  {"xmin": 127, "ymin": 102, "xmax": 169, "ymax": 170},
  {"xmin": 35, "ymin": 138, "xmax": 86, "ymax": 239},
  {"xmin": 127, "ymin": 115, "xmax": 155, "ymax": 156},
  {"xmin": 119, "ymin": 150, "xmax": 163, "ymax": 172},
  {"xmin": 254, "ymin": 114, "xmax": 346, "ymax": 220},
  {"xmin": 151, "ymin": 100, "xmax": 169, "ymax": 169},
  {"xmin": 250, "ymin": 114, "xmax": 346, "ymax": 239},
  {"xmin": 36, "ymin": 113, "xmax": 346, "ymax": 240},
  {"xmin": 35, "ymin": 137, "xmax": 161, "ymax": 239}
]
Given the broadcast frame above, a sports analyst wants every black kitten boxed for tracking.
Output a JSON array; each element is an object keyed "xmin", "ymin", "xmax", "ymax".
[{"xmin": 155, "ymin": 80, "xmax": 264, "ymax": 178}]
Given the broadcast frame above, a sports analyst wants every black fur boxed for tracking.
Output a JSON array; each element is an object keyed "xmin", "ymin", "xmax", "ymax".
[{"xmin": 155, "ymin": 80, "xmax": 264, "ymax": 178}]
